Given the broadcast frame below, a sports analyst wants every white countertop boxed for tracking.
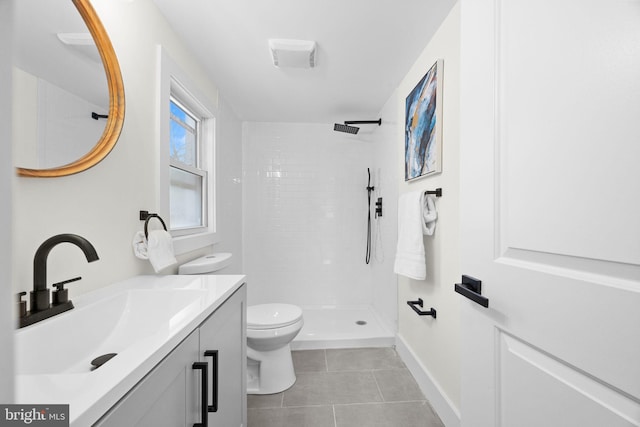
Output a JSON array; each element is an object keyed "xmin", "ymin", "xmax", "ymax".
[{"xmin": 14, "ymin": 274, "xmax": 246, "ymax": 426}]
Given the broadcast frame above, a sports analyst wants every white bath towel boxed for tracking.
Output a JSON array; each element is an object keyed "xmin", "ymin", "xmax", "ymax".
[
  {"xmin": 393, "ymin": 191, "xmax": 438, "ymax": 280},
  {"xmin": 146, "ymin": 230, "xmax": 177, "ymax": 272}
]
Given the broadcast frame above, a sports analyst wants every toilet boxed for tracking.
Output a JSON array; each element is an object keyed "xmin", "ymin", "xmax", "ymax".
[
  {"xmin": 246, "ymin": 303, "xmax": 303, "ymax": 394},
  {"xmin": 178, "ymin": 254, "xmax": 304, "ymax": 395}
]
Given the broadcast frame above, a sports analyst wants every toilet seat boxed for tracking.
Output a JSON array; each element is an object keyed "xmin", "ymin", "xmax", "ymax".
[{"xmin": 247, "ymin": 304, "xmax": 303, "ymax": 330}]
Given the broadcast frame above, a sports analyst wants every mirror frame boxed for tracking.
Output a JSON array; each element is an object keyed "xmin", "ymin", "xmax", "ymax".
[{"xmin": 16, "ymin": 0, "xmax": 125, "ymax": 177}]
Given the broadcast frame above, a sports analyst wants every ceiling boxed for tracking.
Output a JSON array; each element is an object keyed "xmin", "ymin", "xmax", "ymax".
[{"xmin": 152, "ymin": 0, "xmax": 457, "ymax": 124}]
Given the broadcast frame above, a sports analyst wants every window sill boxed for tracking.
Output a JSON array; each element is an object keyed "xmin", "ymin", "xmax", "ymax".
[{"xmin": 172, "ymin": 231, "xmax": 219, "ymax": 256}]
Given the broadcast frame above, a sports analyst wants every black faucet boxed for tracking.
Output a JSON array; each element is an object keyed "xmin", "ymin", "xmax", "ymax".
[{"xmin": 18, "ymin": 234, "xmax": 99, "ymax": 328}]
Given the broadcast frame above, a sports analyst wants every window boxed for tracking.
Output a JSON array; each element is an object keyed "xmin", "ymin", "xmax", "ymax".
[
  {"xmin": 169, "ymin": 98, "xmax": 206, "ymax": 231},
  {"xmin": 159, "ymin": 46, "xmax": 218, "ymax": 253}
]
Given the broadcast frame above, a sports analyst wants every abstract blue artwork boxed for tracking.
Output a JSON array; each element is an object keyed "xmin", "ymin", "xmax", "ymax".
[{"xmin": 405, "ymin": 60, "xmax": 442, "ymax": 181}]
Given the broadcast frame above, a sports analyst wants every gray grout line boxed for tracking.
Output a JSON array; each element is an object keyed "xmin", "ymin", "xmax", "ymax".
[
  {"xmin": 333, "ymin": 400, "xmax": 429, "ymax": 407},
  {"xmin": 332, "ymin": 404, "xmax": 337, "ymax": 427},
  {"xmin": 371, "ymin": 368, "xmax": 385, "ymax": 402},
  {"xmin": 249, "ymin": 349, "xmax": 434, "ymax": 426}
]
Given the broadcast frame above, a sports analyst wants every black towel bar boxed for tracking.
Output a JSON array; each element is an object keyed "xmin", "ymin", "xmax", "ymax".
[
  {"xmin": 407, "ymin": 298, "xmax": 437, "ymax": 318},
  {"xmin": 424, "ymin": 188, "xmax": 442, "ymax": 197}
]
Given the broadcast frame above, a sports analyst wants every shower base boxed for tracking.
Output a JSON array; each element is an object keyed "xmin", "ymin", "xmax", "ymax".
[{"xmin": 291, "ymin": 305, "xmax": 395, "ymax": 350}]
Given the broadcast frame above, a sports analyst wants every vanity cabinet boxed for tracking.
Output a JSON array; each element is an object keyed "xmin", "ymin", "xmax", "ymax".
[{"xmin": 95, "ymin": 284, "xmax": 246, "ymax": 427}]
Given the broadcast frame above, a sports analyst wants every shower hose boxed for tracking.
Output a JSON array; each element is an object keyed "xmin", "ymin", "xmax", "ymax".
[{"xmin": 366, "ymin": 168, "xmax": 374, "ymax": 264}]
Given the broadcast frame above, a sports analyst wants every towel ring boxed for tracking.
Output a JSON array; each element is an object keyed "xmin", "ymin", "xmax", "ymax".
[{"xmin": 143, "ymin": 214, "xmax": 168, "ymax": 240}]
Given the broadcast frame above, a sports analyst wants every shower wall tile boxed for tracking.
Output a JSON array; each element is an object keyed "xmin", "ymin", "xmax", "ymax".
[{"xmin": 243, "ymin": 122, "xmax": 375, "ymax": 306}]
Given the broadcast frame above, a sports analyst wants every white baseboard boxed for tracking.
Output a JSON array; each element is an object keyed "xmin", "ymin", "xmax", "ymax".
[{"xmin": 395, "ymin": 334, "xmax": 461, "ymax": 427}]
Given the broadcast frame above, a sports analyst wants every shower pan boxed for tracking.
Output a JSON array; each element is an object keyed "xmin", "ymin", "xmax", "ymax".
[{"xmin": 291, "ymin": 305, "xmax": 394, "ymax": 350}]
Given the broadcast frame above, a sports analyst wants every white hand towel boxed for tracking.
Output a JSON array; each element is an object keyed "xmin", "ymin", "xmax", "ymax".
[
  {"xmin": 422, "ymin": 195, "xmax": 438, "ymax": 236},
  {"xmin": 147, "ymin": 229, "xmax": 177, "ymax": 272},
  {"xmin": 393, "ymin": 191, "xmax": 438, "ymax": 280},
  {"xmin": 132, "ymin": 231, "xmax": 149, "ymax": 260}
]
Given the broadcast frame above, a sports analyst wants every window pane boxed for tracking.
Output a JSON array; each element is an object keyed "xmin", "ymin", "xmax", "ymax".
[
  {"xmin": 170, "ymin": 101, "xmax": 197, "ymax": 166},
  {"xmin": 170, "ymin": 100, "xmax": 196, "ymax": 128},
  {"xmin": 170, "ymin": 166, "xmax": 203, "ymax": 229}
]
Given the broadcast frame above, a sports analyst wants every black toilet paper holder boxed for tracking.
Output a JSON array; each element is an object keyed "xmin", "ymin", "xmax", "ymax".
[{"xmin": 407, "ymin": 298, "xmax": 437, "ymax": 318}]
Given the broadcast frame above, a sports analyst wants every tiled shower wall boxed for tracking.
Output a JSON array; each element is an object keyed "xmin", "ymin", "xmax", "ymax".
[{"xmin": 243, "ymin": 122, "xmax": 396, "ymax": 322}]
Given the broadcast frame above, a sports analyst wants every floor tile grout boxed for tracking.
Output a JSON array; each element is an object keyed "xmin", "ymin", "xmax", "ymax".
[
  {"xmin": 248, "ymin": 348, "xmax": 444, "ymax": 426},
  {"xmin": 332, "ymin": 400, "xmax": 429, "ymax": 407},
  {"xmin": 371, "ymin": 368, "xmax": 385, "ymax": 402},
  {"xmin": 331, "ymin": 404, "xmax": 337, "ymax": 427}
]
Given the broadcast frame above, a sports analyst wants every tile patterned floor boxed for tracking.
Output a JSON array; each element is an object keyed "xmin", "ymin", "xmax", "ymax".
[{"xmin": 247, "ymin": 348, "xmax": 445, "ymax": 427}]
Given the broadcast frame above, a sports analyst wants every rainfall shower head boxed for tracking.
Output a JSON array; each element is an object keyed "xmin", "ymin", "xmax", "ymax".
[
  {"xmin": 334, "ymin": 123, "xmax": 360, "ymax": 134},
  {"xmin": 333, "ymin": 119, "xmax": 382, "ymax": 134}
]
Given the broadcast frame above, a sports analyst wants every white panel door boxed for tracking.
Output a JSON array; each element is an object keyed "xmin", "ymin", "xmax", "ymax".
[{"xmin": 459, "ymin": 0, "xmax": 640, "ymax": 426}]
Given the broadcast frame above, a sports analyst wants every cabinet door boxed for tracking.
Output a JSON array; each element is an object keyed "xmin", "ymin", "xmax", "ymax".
[
  {"xmin": 95, "ymin": 331, "xmax": 201, "ymax": 427},
  {"xmin": 199, "ymin": 284, "xmax": 246, "ymax": 427}
]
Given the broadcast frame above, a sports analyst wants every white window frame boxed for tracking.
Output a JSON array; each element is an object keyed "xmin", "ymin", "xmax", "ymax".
[
  {"xmin": 158, "ymin": 46, "xmax": 218, "ymax": 254},
  {"xmin": 168, "ymin": 94, "xmax": 208, "ymax": 236}
]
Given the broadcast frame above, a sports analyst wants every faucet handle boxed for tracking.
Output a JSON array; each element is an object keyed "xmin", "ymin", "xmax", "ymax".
[
  {"xmin": 52, "ymin": 277, "xmax": 81, "ymax": 305},
  {"xmin": 17, "ymin": 292, "xmax": 27, "ymax": 318}
]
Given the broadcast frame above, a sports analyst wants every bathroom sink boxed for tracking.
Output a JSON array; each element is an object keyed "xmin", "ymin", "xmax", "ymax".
[
  {"xmin": 15, "ymin": 288, "xmax": 206, "ymax": 375},
  {"xmin": 14, "ymin": 274, "xmax": 246, "ymax": 427}
]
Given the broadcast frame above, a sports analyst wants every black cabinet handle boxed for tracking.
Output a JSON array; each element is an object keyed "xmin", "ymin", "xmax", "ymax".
[
  {"xmin": 454, "ymin": 275, "xmax": 489, "ymax": 308},
  {"xmin": 204, "ymin": 350, "xmax": 219, "ymax": 413},
  {"xmin": 192, "ymin": 362, "xmax": 208, "ymax": 427}
]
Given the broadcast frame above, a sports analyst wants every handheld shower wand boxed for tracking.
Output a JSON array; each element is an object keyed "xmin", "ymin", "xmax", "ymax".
[{"xmin": 366, "ymin": 168, "xmax": 375, "ymax": 264}]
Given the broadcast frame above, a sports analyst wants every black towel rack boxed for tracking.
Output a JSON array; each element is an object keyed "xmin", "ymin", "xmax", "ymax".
[
  {"xmin": 424, "ymin": 188, "xmax": 442, "ymax": 197},
  {"xmin": 407, "ymin": 299, "xmax": 437, "ymax": 318},
  {"xmin": 139, "ymin": 210, "xmax": 168, "ymax": 239}
]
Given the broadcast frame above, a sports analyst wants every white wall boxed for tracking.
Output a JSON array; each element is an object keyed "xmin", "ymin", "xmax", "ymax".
[
  {"xmin": 243, "ymin": 122, "xmax": 377, "ymax": 307},
  {"xmin": 394, "ymin": 4, "xmax": 462, "ymax": 425},
  {"xmin": 12, "ymin": 0, "xmax": 243, "ymax": 297},
  {"xmin": 1, "ymin": 0, "xmax": 15, "ymax": 403},
  {"xmin": 13, "ymin": 69, "xmax": 106, "ymax": 169}
]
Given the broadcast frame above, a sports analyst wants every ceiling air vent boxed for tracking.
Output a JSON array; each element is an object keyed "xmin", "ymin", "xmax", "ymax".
[{"xmin": 268, "ymin": 39, "xmax": 317, "ymax": 69}]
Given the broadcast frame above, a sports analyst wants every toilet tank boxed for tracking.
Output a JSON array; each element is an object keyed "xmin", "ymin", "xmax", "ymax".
[{"xmin": 177, "ymin": 253, "xmax": 232, "ymax": 275}]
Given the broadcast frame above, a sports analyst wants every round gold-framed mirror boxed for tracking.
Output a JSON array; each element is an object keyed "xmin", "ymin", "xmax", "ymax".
[{"xmin": 15, "ymin": 0, "xmax": 124, "ymax": 178}]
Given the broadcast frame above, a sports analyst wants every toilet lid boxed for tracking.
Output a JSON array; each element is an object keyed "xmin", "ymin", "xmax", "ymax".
[{"xmin": 247, "ymin": 304, "xmax": 303, "ymax": 330}]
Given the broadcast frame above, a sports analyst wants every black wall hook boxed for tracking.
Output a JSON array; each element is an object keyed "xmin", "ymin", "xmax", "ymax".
[{"xmin": 407, "ymin": 298, "xmax": 437, "ymax": 318}]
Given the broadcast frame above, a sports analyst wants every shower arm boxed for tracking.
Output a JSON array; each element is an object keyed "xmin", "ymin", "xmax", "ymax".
[{"xmin": 345, "ymin": 119, "xmax": 382, "ymax": 126}]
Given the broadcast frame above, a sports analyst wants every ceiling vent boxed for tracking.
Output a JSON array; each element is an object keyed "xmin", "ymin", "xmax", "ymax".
[
  {"xmin": 268, "ymin": 39, "xmax": 317, "ymax": 69},
  {"xmin": 57, "ymin": 33, "xmax": 101, "ymax": 63}
]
